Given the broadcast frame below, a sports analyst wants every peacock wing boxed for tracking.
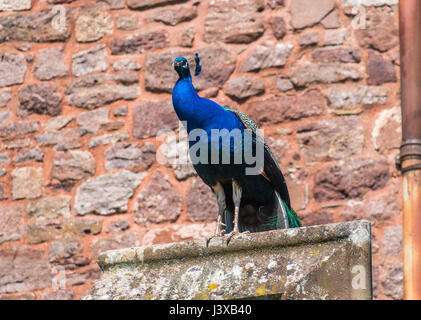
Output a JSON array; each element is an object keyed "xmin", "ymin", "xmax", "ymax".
[{"xmin": 223, "ymin": 107, "xmax": 291, "ymax": 209}]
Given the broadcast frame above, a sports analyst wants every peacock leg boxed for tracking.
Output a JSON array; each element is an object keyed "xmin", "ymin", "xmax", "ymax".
[
  {"xmin": 226, "ymin": 180, "xmax": 245, "ymax": 242},
  {"xmin": 232, "ymin": 180, "xmax": 241, "ymax": 234},
  {"xmin": 213, "ymin": 182, "xmax": 227, "ymax": 236},
  {"xmin": 206, "ymin": 182, "xmax": 226, "ymax": 246}
]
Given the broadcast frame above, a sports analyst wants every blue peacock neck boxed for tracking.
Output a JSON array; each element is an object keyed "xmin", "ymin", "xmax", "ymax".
[
  {"xmin": 172, "ymin": 75, "xmax": 216, "ymax": 133},
  {"xmin": 173, "ymin": 77, "xmax": 244, "ymax": 134}
]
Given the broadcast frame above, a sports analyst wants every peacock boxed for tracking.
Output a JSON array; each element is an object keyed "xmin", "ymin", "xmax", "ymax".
[{"xmin": 171, "ymin": 53, "xmax": 302, "ymax": 240}]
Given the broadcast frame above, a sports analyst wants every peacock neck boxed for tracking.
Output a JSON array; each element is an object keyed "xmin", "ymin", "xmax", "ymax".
[
  {"xmin": 172, "ymin": 77, "xmax": 243, "ymax": 135},
  {"xmin": 173, "ymin": 78, "xmax": 206, "ymax": 131}
]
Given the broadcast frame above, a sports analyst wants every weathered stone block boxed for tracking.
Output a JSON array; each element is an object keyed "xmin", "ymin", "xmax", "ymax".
[
  {"xmin": 85, "ymin": 221, "xmax": 372, "ymax": 300},
  {"xmin": 106, "ymin": 221, "xmax": 130, "ymax": 233},
  {"xmin": 18, "ymin": 83, "xmax": 62, "ymax": 117},
  {"xmin": 66, "ymin": 268, "xmax": 101, "ymax": 287},
  {"xmin": 244, "ymin": 89, "xmax": 324, "ymax": 126},
  {"xmin": 112, "ymin": 59, "xmax": 141, "ymax": 72},
  {"xmin": 271, "ymin": 16, "xmax": 287, "ymax": 39},
  {"xmin": 88, "ymin": 131, "xmax": 130, "ymax": 149},
  {"xmin": 367, "ymin": 51, "xmax": 397, "ymax": 85},
  {"xmin": 0, "ymin": 9, "xmax": 71, "ymax": 43},
  {"xmin": 44, "ymin": 115, "xmax": 74, "ymax": 132},
  {"xmin": 110, "ymin": 108, "xmax": 125, "ymax": 120},
  {"xmin": 372, "ymin": 106, "xmax": 401, "ymax": 153},
  {"xmin": 74, "ymin": 170, "xmax": 145, "ymax": 216},
  {"xmin": 0, "ymin": 0, "xmax": 32, "ymax": 11},
  {"xmin": 11, "ymin": 167, "xmax": 42, "ymax": 200},
  {"xmin": 0, "ymin": 120, "xmax": 39, "ymax": 138},
  {"xmin": 340, "ymin": 193, "xmax": 400, "ymax": 225},
  {"xmin": 186, "ymin": 177, "xmax": 218, "ymax": 222},
  {"xmin": 135, "ymin": 171, "xmax": 182, "ymax": 225},
  {"xmin": 0, "ymin": 203, "xmax": 25, "ymax": 244},
  {"xmin": 72, "ymin": 44, "xmax": 109, "ymax": 77},
  {"xmin": 26, "ymin": 195, "xmax": 71, "ymax": 220},
  {"xmin": 312, "ymin": 47, "xmax": 361, "ymax": 63},
  {"xmin": 204, "ymin": 0, "xmax": 265, "ymax": 44},
  {"xmin": 105, "ymin": 142, "xmax": 156, "ymax": 171},
  {"xmin": 26, "ymin": 219, "xmax": 102, "ymax": 244},
  {"xmin": 133, "ymin": 99, "xmax": 179, "ymax": 139},
  {"xmin": 323, "ymin": 29, "xmax": 348, "ymax": 46},
  {"xmin": 110, "ymin": 31, "xmax": 169, "ymax": 55},
  {"xmin": 52, "ymin": 150, "xmax": 96, "ymax": 183},
  {"xmin": 14, "ymin": 148, "xmax": 44, "ymax": 163},
  {"xmin": 239, "ymin": 42, "xmax": 293, "ymax": 72},
  {"xmin": 381, "ymin": 263, "xmax": 403, "ymax": 300},
  {"xmin": 116, "ymin": 14, "xmax": 139, "ymax": 30},
  {"xmin": 177, "ymin": 26, "xmax": 195, "ymax": 48},
  {"xmin": 299, "ymin": 32, "xmax": 319, "ymax": 47},
  {"xmin": 291, "ymin": 0, "xmax": 336, "ymax": 29},
  {"xmin": 225, "ymin": 76, "xmax": 265, "ymax": 100},
  {"xmin": 0, "ymin": 246, "xmax": 51, "ymax": 293},
  {"xmin": 0, "ymin": 151, "xmax": 9, "ymax": 165},
  {"xmin": 291, "ymin": 63, "xmax": 363, "ymax": 86},
  {"xmin": 0, "ymin": 88, "xmax": 11, "ymax": 107},
  {"xmin": 75, "ymin": 4, "xmax": 113, "ymax": 43},
  {"xmin": 66, "ymin": 73, "xmax": 139, "ymax": 109},
  {"xmin": 90, "ymin": 232, "xmax": 140, "ymax": 258},
  {"xmin": 297, "ymin": 117, "xmax": 364, "ymax": 161},
  {"xmin": 321, "ymin": 8, "xmax": 340, "ymax": 29},
  {"xmin": 325, "ymin": 85, "xmax": 388, "ymax": 111},
  {"xmin": 33, "ymin": 46, "xmax": 69, "ymax": 81},
  {"xmin": 149, "ymin": 3, "xmax": 198, "ymax": 26},
  {"xmin": 314, "ymin": 158, "xmax": 389, "ymax": 202},
  {"xmin": 49, "ymin": 238, "xmax": 90, "ymax": 269},
  {"xmin": 355, "ymin": 7, "xmax": 398, "ymax": 52},
  {"xmin": 36, "ymin": 128, "xmax": 86, "ymax": 151},
  {"xmin": 76, "ymin": 109, "xmax": 109, "ymax": 134},
  {"xmin": 382, "ymin": 225, "xmax": 402, "ymax": 257},
  {"xmin": 0, "ymin": 53, "xmax": 27, "ymax": 88}
]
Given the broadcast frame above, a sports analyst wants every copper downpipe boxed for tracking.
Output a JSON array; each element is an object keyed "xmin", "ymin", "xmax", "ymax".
[{"xmin": 398, "ymin": 0, "xmax": 421, "ymax": 300}]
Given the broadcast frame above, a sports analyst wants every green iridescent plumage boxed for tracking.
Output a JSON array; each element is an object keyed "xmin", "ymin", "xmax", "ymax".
[
  {"xmin": 285, "ymin": 201, "xmax": 303, "ymax": 228},
  {"xmin": 262, "ymin": 200, "xmax": 303, "ymax": 230}
]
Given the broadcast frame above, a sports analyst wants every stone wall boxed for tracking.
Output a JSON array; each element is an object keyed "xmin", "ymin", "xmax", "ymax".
[{"xmin": 0, "ymin": 0, "xmax": 402, "ymax": 300}]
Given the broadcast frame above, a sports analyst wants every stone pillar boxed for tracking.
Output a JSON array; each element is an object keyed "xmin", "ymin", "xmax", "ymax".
[{"xmin": 84, "ymin": 220, "xmax": 372, "ymax": 300}]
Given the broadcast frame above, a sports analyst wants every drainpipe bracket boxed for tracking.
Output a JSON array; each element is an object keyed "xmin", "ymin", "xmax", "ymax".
[{"xmin": 397, "ymin": 139, "xmax": 421, "ymax": 172}]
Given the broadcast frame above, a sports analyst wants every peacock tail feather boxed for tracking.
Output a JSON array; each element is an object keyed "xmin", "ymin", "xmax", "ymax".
[
  {"xmin": 285, "ymin": 201, "xmax": 303, "ymax": 228},
  {"xmin": 262, "ymin": 200, "xmax": 302, "ymax": 230}
]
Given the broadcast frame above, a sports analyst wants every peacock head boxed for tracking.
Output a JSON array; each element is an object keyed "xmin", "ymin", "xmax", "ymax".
[
  {"xmin": 174, "ymin": 53, "xmax": 202, "ymax": 79},
  {"xmin": 174, "ymin": 57, "xmax": 190, "ymax": 79}
]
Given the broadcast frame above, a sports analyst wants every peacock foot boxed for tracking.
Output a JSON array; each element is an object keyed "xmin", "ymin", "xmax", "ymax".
[
  {"xmin": 225, "ymin": 230, "xmax": 250, "ymax": 245},
  {"xmin": 205, "ymin": 225, "xmax": 226, "ymax": 247}
]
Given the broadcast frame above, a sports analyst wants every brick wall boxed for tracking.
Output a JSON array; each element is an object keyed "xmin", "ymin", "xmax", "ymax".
[{"xmin": 0, "ymin": 0, "xmax": 402, "ymax": 300}]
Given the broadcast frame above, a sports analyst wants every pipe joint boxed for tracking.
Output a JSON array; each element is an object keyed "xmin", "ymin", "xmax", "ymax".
[{"xmin": 396, "ymin": 139, "xmax": 421, "ymax": 173}]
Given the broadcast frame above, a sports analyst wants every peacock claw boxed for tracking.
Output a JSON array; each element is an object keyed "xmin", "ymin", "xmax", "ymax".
[
  {"xmin": 205, "ymin": 231, "xmax": 225, "ymax": 247},
  {"xmin": 225, "ymin": 230, "xmax": 250, "ymax": 245}
]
